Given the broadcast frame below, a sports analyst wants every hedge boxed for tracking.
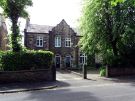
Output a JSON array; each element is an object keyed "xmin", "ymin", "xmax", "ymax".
[{"xmin": 0, "ymin": 50, "xmax": 54, "ymax": 71}]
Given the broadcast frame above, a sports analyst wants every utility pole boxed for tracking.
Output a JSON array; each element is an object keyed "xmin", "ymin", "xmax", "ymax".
[{"xmin": 83, "ymin": 64, "xmax": 87, "ymax": 79}]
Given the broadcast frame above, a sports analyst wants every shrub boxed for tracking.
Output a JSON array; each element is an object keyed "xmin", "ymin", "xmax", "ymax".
[
  {"xmin": 99, "ymin": 66, "xmax": 106, "ymax": 77},
  {"xmin": 0, "ymin": 50, "xmax": 54, "ymax": 71}
]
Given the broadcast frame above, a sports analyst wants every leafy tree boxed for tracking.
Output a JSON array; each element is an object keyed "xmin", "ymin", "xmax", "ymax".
[
  {"xmin": 80, "ymin": 0, "xmax": 135, "ymax": 67},
  {"xmin": 0, "ymin": 0, "xmax": 33, "ymax": 52}
]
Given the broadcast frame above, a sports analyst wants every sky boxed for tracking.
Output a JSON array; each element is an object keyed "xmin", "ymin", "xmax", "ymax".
[
  {"xmin": 0, "ymin": 0, "xmax": 82, "ymax": 32},
  {"xmin": 27, "ymin": 0, "xmax": 82, "ymax": 27}
]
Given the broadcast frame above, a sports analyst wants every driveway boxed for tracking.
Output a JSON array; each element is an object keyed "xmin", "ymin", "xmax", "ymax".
[{"xmin": 56, "ymin": 70, "xmax": 82, "ymax": 81}]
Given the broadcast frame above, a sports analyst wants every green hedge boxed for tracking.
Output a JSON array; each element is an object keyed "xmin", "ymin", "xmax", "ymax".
[{"xmin": 0, "ymin": 50, "xmax": 54, "ymax": 71}]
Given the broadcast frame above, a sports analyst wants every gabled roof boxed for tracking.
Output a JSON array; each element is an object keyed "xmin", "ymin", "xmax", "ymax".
[
  {"xmin": 25, "ymin": 19, "xmax": 81, "ymax": 36},
  {"xmin": 26, "ymin": 24, "xmax": 54, "ymax": 33}
]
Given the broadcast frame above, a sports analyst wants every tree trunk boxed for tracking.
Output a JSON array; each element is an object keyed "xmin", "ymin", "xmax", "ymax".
[
  {"xmin": 104, "ymin": 2, "xmax": 118, "ymax": 57},
  {"xmin": 111, "ymin": 41, "xmax": 118, "ymax": 56},
  {"xmin": 11, "ymin": 17, "xmax": 21, "ymax": 52}
]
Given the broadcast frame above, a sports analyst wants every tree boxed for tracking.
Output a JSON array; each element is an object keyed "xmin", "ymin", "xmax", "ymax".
[
  {"xmin": 80, "ymin": 0, "xmax": 135, "ymax": 67},
  {"xmin": 0, "ymin": 0, "xmax": 33, "ymax": 52}
]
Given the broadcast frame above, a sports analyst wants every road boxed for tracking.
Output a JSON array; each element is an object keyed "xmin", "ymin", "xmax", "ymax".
[{"xmin": 0, "ymin": 70, "xmax": 135, "ymax": 101}]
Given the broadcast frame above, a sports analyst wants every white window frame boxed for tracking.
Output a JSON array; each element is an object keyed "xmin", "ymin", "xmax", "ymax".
[
  {"xmin": 80, "ymin": 53, "xmax": 87, "ymax": 64},
  {"xmin": 55, "ymin": 36, "xmax": 61, "ymax": 47},
  {"xmin": 36, "ymin": 36, "xmax": 43, "ymax": 47},
  {"xmin": 65, "ymin": 38, "xmax": 71, "ymax": 47}
]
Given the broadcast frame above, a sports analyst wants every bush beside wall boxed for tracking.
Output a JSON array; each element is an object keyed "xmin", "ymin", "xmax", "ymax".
[{"xmin": 0, "ymin": 50, "xmax": 54, "ymax": 71}]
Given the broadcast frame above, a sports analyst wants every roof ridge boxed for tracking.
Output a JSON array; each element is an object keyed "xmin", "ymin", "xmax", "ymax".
[{"xmin": 29, "ymin": 24, "xmax": 54, "ymax": 27}]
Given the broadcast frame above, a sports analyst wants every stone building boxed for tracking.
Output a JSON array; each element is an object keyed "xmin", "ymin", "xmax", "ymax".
[
  {"xmin": 0, "ymin": 14, "xmax": 8, "ymax": 51},
  {"xmin": 24, "ymin": 19, "xmax": 87, "ymax": 69}
]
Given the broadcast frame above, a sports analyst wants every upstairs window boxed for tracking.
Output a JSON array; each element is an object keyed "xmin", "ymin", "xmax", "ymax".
[
  {"xmin": 55, "ymin": 36, "xmax": 61, "ymax": 47},
  {"xmin": 65, "ymin": 38, "xmax": 71, "ymax": 47},
  {"xmin": 36, "ymin": 36, "xmax": 43, "ymax": 47},
  {"xmin": 80, "ymin": 53, "xmax": 87, "ymax": 64}
]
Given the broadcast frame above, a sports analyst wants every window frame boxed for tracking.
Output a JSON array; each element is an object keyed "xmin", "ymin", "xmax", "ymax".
[
  {"xmin": 55, "ymin": 36, "xmax": 61, "ymax": 47},
  {"xmin": 36, "ymin": 36, "xmax": 43, "ymax": 47},
  {"xmin": 79, "ymin": 53, "xmax": 87, "ymax": 65},
  {"xmin": 65, "ymin": 38, "xmax": 71, "ymax": 47}
]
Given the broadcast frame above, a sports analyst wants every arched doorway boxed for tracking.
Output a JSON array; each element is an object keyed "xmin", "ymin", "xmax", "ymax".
[{"xmin": 65, "ymin": 55, "xmax": 71, "ymax": 68}]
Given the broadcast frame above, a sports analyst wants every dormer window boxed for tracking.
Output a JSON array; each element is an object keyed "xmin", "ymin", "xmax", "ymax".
[
  {"xmin": 36, "ymin": 36, "xmax": 43, "ymax": 47},
  {"xmin": 55, "ymin": 36, "xmax": 61, "ymax": 47},
  {"xmin": 65, "ymin": 38, "xmax": 71, "ymax": 47}
]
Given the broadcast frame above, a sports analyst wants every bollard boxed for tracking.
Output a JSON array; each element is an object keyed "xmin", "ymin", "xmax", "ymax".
[{"xmin": 83, "ymin": 64, "xmax": 87, "ymax": 79}]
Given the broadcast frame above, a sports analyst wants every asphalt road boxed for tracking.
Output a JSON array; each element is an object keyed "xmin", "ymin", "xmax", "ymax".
[{"xmin": 0, "ymin": 70, "xmax": 135, "ymax": 101}]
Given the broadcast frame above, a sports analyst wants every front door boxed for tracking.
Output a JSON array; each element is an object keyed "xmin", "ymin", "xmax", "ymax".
[
  {"xmin": 65, "ymin": 56, "xmax": 71, "ymax": 68},
  {"xmin": 55, "ymin": 56, "xmax": 61, "ymax": 68}
]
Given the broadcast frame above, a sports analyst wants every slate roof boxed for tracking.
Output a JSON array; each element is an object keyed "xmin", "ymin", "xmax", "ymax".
[
  {"xmin": 26, "ymin": 23, "xmax": 81, "ymax": 36},
  {"xmin": 26, "ymin": 24, "xmax": 54, "ymax": 33}
]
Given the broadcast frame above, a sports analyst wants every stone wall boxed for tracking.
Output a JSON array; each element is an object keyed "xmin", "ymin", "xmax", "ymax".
[
  {"xmin": 106, "ymin": 66, "xmax": 135, "ymax": 77},
  {"xmin": 0, "ymin": 69, "xmax": 55, "ymax": 83},
  {"xmin": 24, "ymin": 33, "xmax": 49, "ymax": 50},
  {"xmin": 49, "ymin": 20, "xmax": 79, "ymax": 68}
]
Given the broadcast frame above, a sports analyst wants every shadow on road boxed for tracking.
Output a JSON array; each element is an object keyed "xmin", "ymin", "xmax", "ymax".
[
  {"xmin": 102, "ymin": 75, "xmax": 135, "ymax": 83},
  {"xmin": 25, "ymin": 87, "xmax": 100, "ymax": 101}
]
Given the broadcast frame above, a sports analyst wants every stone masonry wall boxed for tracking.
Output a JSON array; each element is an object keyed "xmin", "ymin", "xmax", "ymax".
[
  {"xmin": 0, "ymin": 69, "xmax": 54, "ymax": 83},
  {"xmin": 25, "ymin": 33, "xmax": 49, "ymax": 50},
  {"xmin": 106, "ymin": 67, "xmax": 135, "ymax": 77},
  {"xmin": 49, "ymin": 20, "xmax": 78, "ymax": 68}
]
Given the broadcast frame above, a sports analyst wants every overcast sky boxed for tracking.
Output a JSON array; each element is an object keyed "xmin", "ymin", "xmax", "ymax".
[
  {"xmin": 27, "ymin": 0, "xmax": 82, "ymax": 27},
  {"xmin": 0, "ymin": 0, "xmax": 82, "ymax": 33}
]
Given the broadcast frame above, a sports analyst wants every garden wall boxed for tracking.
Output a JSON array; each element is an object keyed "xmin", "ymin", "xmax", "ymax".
[
  {"xmin": 0, "ymin": 68, "xmax": 56, "ymax": 83},
  {"xmin": 106, "ymin": 66, "xmax": 135, "ymax": 77}
]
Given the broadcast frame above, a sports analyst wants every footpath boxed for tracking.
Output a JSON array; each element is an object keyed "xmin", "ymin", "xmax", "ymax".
[
  {"xmin": 68, "ymin": 69, "xmax": 135, "ymax": 83},
  {"xmin": 0, "ymin": 81, "xmax": 57, "ymax": 94}
]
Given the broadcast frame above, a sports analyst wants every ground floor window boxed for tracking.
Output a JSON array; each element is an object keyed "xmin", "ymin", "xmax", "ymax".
[{"xmin": 80, "ymin": 53, "xmax": 87, "ymax": 64}]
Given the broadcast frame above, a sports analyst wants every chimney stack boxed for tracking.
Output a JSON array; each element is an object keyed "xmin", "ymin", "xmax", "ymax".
[{"xmin": 25, "ymin": 17, "xmax": 30, "ymax": 31}]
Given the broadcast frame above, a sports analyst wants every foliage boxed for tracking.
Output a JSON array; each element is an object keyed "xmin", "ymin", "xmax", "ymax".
[
  {"xmin": 0, "ymin": 50, "xmax": 54, "ymax": 71},
  {"xmin": 80, "ymin": 0, "xmax": 135, "ymax": 67},
  {"xmin": 0, "ymin": 0, "xmax": 33, "ymax": 52},
  {"xmin": 99, "ymin": 66, "xmax": 106, "ymax": 76},
  {"xmin": 87, "ymin": 54, "xmax": 95, "ymax": 68}
]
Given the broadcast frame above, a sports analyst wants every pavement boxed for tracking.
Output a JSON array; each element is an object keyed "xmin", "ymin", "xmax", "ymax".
[
  {"xmin": 0, "ymin": 81, "xmax": 57, "ymax": 94},
  {"xmin": 67, "ymin": 69, "xmax": 135, "ymax": 83}
]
